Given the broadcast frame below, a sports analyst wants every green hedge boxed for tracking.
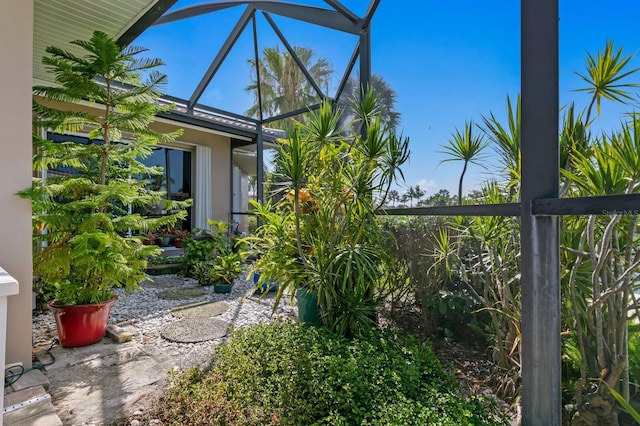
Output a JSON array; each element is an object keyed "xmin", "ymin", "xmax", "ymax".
[{"xmin": 154, "ymin": 322, "xmax": 506, "ymax": 425}]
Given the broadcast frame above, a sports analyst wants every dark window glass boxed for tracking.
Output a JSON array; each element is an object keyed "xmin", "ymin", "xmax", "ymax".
[{"xmin": 46, "ymin": 133, "xmax": 192, "ymax": 230}]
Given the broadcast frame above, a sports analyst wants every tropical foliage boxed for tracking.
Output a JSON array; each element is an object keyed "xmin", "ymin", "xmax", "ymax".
[
  {"xmin": 338, "ymin": 74, "xmax": 402, "ymax": 130},
  {"xmin": 246, "ymin": 89, "xmax": 409, "ymax": 337},
  {"xmin": 246, "ymin": 46, "xmax": 402, "ymax": 134},
  {"xmin": 19, "ymin": 31, "xmax": 190, "ymax": 305},
  {"xmin": 438, "ymin": 120, "xmax": 489, "ymax": 204},
  {"xmin": 419, "ymin": 40, "xmax": 640, "ymax": 423},
  {"xmin": 245, "ymin": 46, "xmax": 332, "ymax": 127}
]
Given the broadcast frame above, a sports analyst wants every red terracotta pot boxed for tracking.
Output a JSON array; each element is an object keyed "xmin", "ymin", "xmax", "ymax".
[{"xmin": 48, "ymin": 299, "xmax": 116, "ymax": 348}]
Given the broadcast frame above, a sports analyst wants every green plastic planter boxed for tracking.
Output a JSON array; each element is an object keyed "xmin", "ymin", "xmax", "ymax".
[
  {"xmin": 214, "ymin": 283, "xmax": 233, "ymax": 293},
  {"xmin": 296, "ymin": 288, "xmax": 319, "ymax": 326}
]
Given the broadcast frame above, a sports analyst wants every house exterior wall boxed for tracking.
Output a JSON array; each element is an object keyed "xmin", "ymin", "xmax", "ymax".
[{"xmin": 0, "ymin": 0, "xmax": 35, "ymax": 368}]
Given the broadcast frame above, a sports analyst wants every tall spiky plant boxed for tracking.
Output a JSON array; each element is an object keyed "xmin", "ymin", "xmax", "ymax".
[
  {"xmin": 247, "ymin": 90, "xmax": 409, "ymax": 337},
  {"xmin": 19, "ymin": 31, "xmax": 191, "ymax": 305},
  {"xmin": 574, "ymin": 40, "xmax": 640, "ymax": 125},
  {"xmin": 439, "ymin": 120, "xmax": 489, "ymax": 204},
  {"xmin": 481, "ymin": 94, "xmax": 521, "ymax": 195},
  {"xmin": 562, "ymin": 117, "xmax": 640, "ymax": 423}
]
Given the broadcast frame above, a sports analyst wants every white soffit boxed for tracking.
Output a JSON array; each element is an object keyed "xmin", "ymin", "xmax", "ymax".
[{"xmin": 33, "ymin": 0, "xmax": 159, "ymax": 85}]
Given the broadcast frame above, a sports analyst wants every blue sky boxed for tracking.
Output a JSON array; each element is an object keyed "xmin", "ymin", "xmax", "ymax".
[{"xmin": 135, "ymin": 1, "xmax": 640, "ymax": 197}]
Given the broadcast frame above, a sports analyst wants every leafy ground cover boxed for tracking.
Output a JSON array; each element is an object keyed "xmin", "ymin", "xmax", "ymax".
[{"xmin": 135, "ymin": 321, "xmax": 507, "ymax": 425}]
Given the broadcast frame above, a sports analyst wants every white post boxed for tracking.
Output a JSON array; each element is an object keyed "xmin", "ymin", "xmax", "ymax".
[{"xmin": 0, "ymin": 267, "xmax": 20, "ymax": 426}]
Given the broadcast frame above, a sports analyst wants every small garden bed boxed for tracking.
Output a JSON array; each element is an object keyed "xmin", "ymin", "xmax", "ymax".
[{"xmin": 133, "ymin": 322, "xmax": 507, "ymax": 425}]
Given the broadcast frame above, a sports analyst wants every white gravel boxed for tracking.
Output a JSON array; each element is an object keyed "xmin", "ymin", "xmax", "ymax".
[{"xmin": 32, "ymin": 271, "xmax": 298, "ymax": 369}]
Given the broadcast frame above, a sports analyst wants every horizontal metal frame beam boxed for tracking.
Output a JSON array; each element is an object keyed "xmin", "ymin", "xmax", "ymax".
[
  {"xmin": 381, "ymin": 194, "xmax": 640, "ymax": 218},
  {"xmin": 155, "ymin": 1, "xmax": 360, "ymax": 34},
  {"xmin": 262, "ymin": 103, "xmax": 322, "ymax": 124},
  {"xmin": 162, "ymin": 93, "xmax": 260, "ymax": 124},
  {"xmin": 532, "ymin": 194, "xmax": 640, "ymax": 216},
  {"xmin": 381, "ymin": 203, "xmax": 521, "ymax": 217},
  {"xmin": 192, "ymin": 103, "xmax": 260, "ymax": 124},
  {"xmin": 158, "ymin": 109, "xmax": 278, "ymax": 141}
]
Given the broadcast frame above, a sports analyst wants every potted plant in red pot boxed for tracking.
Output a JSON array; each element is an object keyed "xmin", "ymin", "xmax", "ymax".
[
  {"xmin": 142, "ymin": 231, "xmax": 158, "ymax": 246},
  {"xmin": 173, "ymin": 229, "xmax": 190, "ymax": 248},
  {"xmin": 19, "ymin": 31, "xmax": 191, "ymax": 347}
]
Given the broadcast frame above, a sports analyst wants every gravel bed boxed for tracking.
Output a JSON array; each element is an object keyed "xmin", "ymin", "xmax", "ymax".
[{"xmin": 32, "ymin": 271, "xmax": 298, "ymax": 368}]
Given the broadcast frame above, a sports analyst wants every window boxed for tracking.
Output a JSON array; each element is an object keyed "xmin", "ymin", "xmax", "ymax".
[
  {"xmin": 46, "ymin": 133, "xmax": 193, "ymax": 230},
  {"xmin": 140, "ymin": 146, "xmax": 192, "ymax": 230}
]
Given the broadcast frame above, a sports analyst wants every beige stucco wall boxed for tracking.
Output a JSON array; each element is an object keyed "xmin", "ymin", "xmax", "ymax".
[{"xmin": 0, "ymin": 1, "xmax": 35, "ymax": 367}]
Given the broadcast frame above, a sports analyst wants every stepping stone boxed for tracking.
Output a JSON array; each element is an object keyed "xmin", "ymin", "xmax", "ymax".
[
  {"xmin": 172, "ymin": 301, "xmax": 229, "ymax": 319},
  {"xmin": 157, "ymin": 287, "xmax": 207, "ymax": 300},
  {"xmin": 142, "ymin": 276, "xmax": 185, "ymax": 289},
  {"xmin": 161, "ymin": 318, "xmax": 229, "ymax": 343}
]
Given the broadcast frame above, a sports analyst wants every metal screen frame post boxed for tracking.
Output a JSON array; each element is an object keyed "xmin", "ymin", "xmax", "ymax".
[
  {"xmin": 256, "ymin": 123, "xmax": 264, "ymax": 203},
  {"xmin": 520, "ymin": 0, "xmax": 561, "ymax": 424}
]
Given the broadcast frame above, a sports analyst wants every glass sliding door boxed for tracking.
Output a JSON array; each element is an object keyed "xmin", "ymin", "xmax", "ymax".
[{"xmin": 141, "ymin": 146, "xmax": 192, "ymax": 231}]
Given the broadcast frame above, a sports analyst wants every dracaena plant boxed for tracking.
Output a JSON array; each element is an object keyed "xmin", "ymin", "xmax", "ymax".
[
  {"xmin": 19, "ymin": 30, "xmax": 191, "ymax": 305},
  {"xmin": 246, "ymin": 89, "xmax": 409, "ymax": 337}
]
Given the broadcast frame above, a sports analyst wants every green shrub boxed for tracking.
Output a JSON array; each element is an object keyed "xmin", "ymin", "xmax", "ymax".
[
  {"xmin": 182, "ymin": 219, "xmax": 241, "ymax": 276},
  {"xmin": 152, "ymin": 322, "xmax": 506, "ymax": 425},
  {"xmin": 628, "ymin": 324, "xmax": 640, "ymax": 391}
]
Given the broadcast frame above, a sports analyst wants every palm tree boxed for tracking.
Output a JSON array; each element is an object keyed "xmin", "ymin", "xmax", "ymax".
[
  {"xmin": 399, "ymin": 192, "xmax": 409, "ymax": 207},
  {"xmin": 574, "ymin": 40, "xmax": 640, "ymax": 125},
  {"xmin": 439, "ymin": 121, "xmax": 488, "ymax": 205},
  {"xmin": 387, "ymin": 189, "xmax": 400, "ymax": 207},
  {"xmin": 245, "ymin": 46, "xmax": 332, "ymax": 128},
  {"xmin": 410, "ymin": 184, "xmax": 426, "ymax": 205},
  {"xmin": 338, "ymin": 75, "xmax": 401, "ymax": 131}
]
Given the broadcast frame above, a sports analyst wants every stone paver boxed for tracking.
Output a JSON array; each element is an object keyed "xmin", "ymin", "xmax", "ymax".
[
  {"xmin": 172, "ymin": 301, "xmax": 229, "ymax": 318},
  {"xmin": 9, "ymin": 369, "xmax": 49, "ymax": 392},
  {"xmin": 3, "ymin": 386, "xmax": 61, "ymax": 426},
  {"xmin": 161, "ymin": 317, "xmax": 229, "ymax": 343}
]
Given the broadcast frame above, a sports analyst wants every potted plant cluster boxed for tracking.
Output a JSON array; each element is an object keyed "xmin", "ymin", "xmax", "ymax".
[
  {"xmin": 158, "ymin": 228, "xmax": 173, "ymax": 247},
  {"xmin": 246, "ymin": 92, "xmax": 409, "ymax": 335},
  {"xmin": 189, "ymin": 222, "xmax": 246, "ymax": 293},
  {"xmin": 252, "ymin": 271, "xmax": 278, "ymax": 293},
  {"xmin": 182, "ymin": 219, "xmax": 242, "ymax": 275},
  {"xmin": 192, "ymin": 253, "xmax": 244, "ymax": 293},
  {"xmin": 211, "ymin": 252, "xmax": 244, "ymax": 293},
  {"xmin": 19, "ymin": 31, "xmax": 191, "ymax": 347}
]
